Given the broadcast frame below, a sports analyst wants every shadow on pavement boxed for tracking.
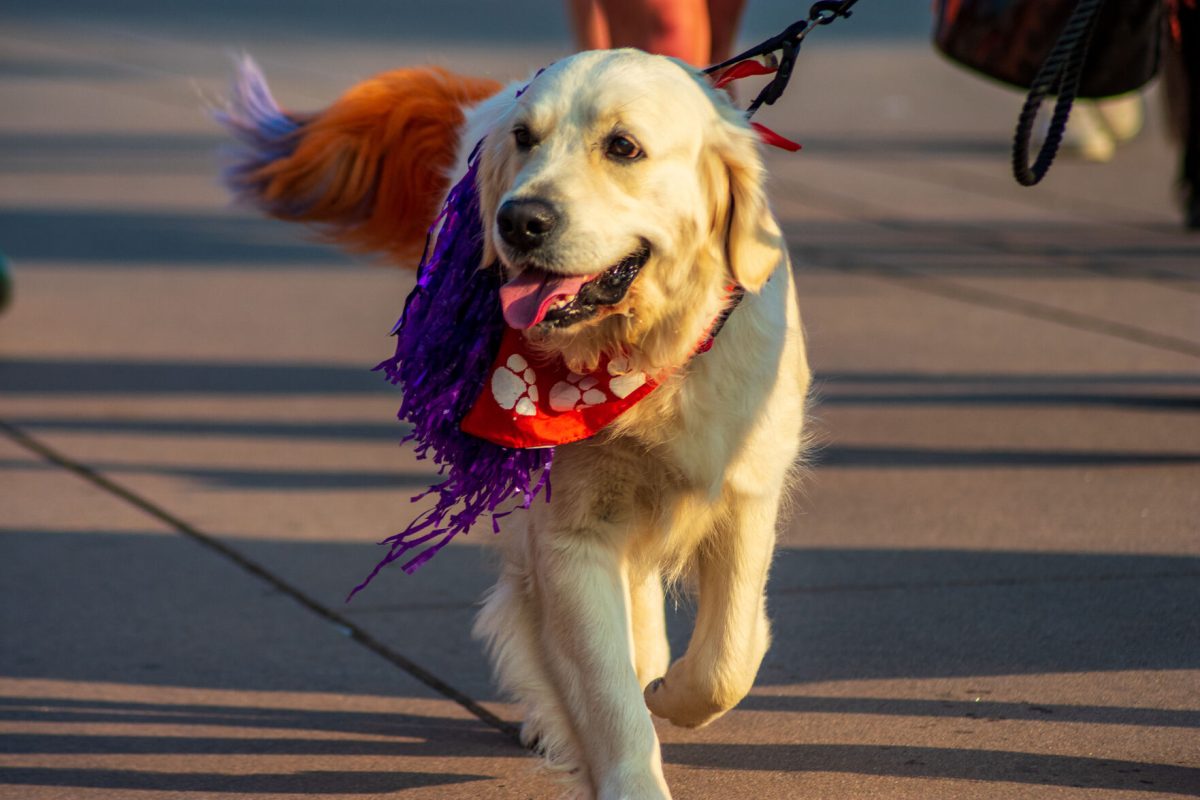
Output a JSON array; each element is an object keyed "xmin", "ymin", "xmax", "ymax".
[
  {"xmin": 0, "ymin": 767, "xmax": 487, "ymax": 794},
  {"xmin": 663, "ymin": 743, "xmax": 1200, "ymax": 794},
  {"xmin": 757, "ymin": 547, "xmax": 1200, "ymax": 686},
  {"xmin": 8, "ymin": 446, "xmax": 1197, "ymax": 486},
  {"xmin": 0, "ymin": 525, "xmax": 522, "ymax": 793},
  {"xmin": 735, "ymin": 694, "xmax": 1200, "ymax": 728},
  {"xmin": 813, "ymin": 445, "xmax": 1200, "ymax": 468},
  {"xmin": 0, "ymin": 695, "xmax": 495, "ymax": 744},
  {"xmin": 4, "ymin": 360, "xmax": 1198, "ymax": 470},
  {"xmin": 6, "ymin": 358, "xmax": 1198, "ymax": 405},
  {"xmin": 0, "ymin": 698, "xmax": 510, "ymax": 792},
  {"xmin": 783, "ymin": 221, "xmax": 1200, "ymax": 277},
  {"xmin": 0, "ymin": 132, "xmax": 225, "ymax": 175},
  {"xmin": 2, "ymin": 526, "xmax": 1197, "ymax": 790},
  {"xmin": 816, "ymin": 370, "xmax": 1200, "ymax": 412},
  {"xmin": 4, "ymin": 529, "xmax": 1197, "ymax": 689},
  {"xmin": 0, "ymin": 459, "xmax": 436, "ymax": 490},
  {"xmin": 0, "ymin": 418, "xmax": 407, "ymax": 441},
  {"xmin": 0, "ymin": 357, "xmax": 391, "ymax": 395},
  {"xmin": 0, "ymin": 208, "xmax": 348, "ymax": 267}
]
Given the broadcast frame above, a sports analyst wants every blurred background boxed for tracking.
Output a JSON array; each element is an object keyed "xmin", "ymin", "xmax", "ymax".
[{"xmin": 1, "ymin": 2, "xmax": 1197, "ymax": 799}]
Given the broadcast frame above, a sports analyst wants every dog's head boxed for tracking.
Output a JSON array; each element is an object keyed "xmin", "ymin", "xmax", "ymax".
[
  {"xmin": 219, "ymin": 51, "xmax": 784, "ymax": 374},
  {"xmin": 476, "ymin": 50, "xmax": 784, "ymax": 372}
]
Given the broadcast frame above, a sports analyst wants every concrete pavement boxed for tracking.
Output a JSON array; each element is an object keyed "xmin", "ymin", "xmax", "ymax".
[{"xmin": 1, "ymin": 4, "xmax": 1198, "ymax": 798}]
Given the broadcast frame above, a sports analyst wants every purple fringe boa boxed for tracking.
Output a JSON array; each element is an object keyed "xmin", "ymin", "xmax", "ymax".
[
  {"xmin": 349, "ymin": 144, "xmax": 552, "ymax": 599},
  {"xmin": 212, "ymin": 59, "xmax": 552, "ymax": 598}
]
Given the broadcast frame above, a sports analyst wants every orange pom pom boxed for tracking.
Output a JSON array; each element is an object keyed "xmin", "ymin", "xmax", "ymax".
[{"xmin": 224, "ymin": 63, "xmax": 500, "ymax": 265}]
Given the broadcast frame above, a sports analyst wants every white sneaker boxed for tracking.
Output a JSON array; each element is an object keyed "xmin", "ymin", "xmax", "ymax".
[
  {"xmin": 1095, "ymin": 93, "xmax": 1144, "ymax": 143},
  {"xmin": 1063, "ymin": 103, "xmax": 1116, "ymax": 162}
]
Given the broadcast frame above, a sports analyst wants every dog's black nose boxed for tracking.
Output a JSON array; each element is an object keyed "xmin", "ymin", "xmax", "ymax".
[{"xmin": 497, "ymin": 199, "xmax": 558, "ymax": 252}]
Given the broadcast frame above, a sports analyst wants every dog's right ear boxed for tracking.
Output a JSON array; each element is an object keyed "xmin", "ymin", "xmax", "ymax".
[{"xmin": 217, "ymin": 57, "xmax": 500, "ymax": 264}]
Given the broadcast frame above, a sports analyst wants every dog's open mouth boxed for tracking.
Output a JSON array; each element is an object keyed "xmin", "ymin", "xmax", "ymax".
[{"xmin": 499, "ymin": 244, "xmax": 650, "ymax": 330}]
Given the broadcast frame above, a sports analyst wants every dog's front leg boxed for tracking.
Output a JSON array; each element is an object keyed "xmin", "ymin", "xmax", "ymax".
[
  {"xmin": 532, "ymin": 516, "xmax": 671, "ymax": 800},
  {"xmin": 644, "ymin": 488, "xmax": 779, "ymax": 728}
]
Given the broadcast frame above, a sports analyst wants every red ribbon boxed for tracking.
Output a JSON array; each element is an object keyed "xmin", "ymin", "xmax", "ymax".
[
  {"xmin": 712, "ymin": 59, "xmax": 778, "ymax": 89},
  {"xmin": 751, "ymin": 122, "xmax": 802, "ymax": 152},
  {"xmin": 711, "ymin": 59, "xmax": 803, "ymax": 152}
]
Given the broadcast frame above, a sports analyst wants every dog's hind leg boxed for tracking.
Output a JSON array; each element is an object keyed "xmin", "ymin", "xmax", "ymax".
[{"xmin": 643, "ymin": 489, "xmax": 778, "ymax": 729}]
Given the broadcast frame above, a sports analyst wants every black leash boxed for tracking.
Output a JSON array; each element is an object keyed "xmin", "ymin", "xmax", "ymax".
[
  {"xmin": 704, "ymin": 0, "xmax": 860, "ymax": 119},
  {"xmin": 1012, "ymin": 0, "xmax": 1107, "ymax": 185},
  {"xmin": 714, "ymin": 0, "xmax": 1115, "ymax": 187}
]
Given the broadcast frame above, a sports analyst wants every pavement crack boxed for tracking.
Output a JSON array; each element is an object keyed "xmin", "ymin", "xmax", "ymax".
[{"xmin": 0, "ymin": 418, "xmax": 521, "ymax": 744}]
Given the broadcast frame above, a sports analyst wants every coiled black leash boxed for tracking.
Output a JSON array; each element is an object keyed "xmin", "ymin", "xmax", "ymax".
[
  {"xmin": 704, "ymin": 0, "xmax": 860, "ymax": 119},
  {"xmin": 1012, "ymin": 0, "xmax": 1107, "ymax": 185},
  {"xmin": 718, "ymin": 0, "xmax": 1116, "ymax": 186}
]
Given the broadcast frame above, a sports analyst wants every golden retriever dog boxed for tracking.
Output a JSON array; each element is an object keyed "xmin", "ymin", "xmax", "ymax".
[{"xmin": 222, "ymin": 49, "xmax": 810, "ymax": 799}]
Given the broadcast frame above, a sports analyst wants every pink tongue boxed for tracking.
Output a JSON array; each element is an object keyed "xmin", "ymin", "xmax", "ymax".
[{"xmin": 499, "ymin": 269, "xmax": 592, "ymax": 329}]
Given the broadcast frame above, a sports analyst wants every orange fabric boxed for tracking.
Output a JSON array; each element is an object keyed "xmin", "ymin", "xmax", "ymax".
[{"xmin": 251, "ymin": 67, "xmax": 501, "ymax": 263}]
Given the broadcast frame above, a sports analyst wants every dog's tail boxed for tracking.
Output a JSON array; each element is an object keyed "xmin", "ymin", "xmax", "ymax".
[{"xmin": 216, "ymin": 56, "xmax": 501, "ymax": 264}]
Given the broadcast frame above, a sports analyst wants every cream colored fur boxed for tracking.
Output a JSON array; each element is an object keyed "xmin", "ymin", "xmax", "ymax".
[{"xmin": 461, "ymin": 51, "xmax": 810, "ymax": 800}]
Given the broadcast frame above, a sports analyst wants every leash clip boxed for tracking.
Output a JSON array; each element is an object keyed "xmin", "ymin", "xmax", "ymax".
[
  {"xmin": 705, "ymin": 0, "xmax": 859, "ymax": 120},
  {"xmin": 810, "ymin": 0, "xmax": 855, "ymax": 26}
]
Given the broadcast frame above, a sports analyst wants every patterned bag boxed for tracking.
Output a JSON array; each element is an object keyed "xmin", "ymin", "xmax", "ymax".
[{"xmin": 934, "ymin": 0, "xmax": 1161, "ymax": 99}]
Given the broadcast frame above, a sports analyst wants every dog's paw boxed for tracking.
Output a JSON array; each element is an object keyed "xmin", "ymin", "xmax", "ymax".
[
  {"xmin": 491, "ymin": 354, "xmax": 539, "ymax": 416},
  {"xmin": 521, "ymin": 715, "xmax": 594, "ymax": 797},
  {"xmin": 643, "ymin": 659, "xmax": 746, "ymax": 729}
]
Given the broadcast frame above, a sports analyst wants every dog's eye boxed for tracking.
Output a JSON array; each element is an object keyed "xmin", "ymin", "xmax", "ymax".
[
  {"xmin": 513, "ymin": 127, "xmax": 535, "ymax": 150},
  {"xmin": 606, "ymin": 135, "xmax": 642, "ymax": 161}
]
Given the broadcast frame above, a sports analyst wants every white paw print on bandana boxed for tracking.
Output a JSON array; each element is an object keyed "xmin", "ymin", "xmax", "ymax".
[
  {"xmin": 492, "ymin": 354, "xmax": 539, "ymax": 417},
  {"xmin": 606, "ymin": 356, "xmax": 648, "ymax": 399},
  {"xmin": 549, "ymin": 372, "xmax": 608, "ymax": 412}
]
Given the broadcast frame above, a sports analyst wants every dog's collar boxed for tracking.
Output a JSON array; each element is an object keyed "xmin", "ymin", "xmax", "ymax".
[
  {"xmin": 696, "ymin": 284, "xmax": 744, "ymax": 354},
  {"xmin": 462, "ymin": 285, "xmax": 743, "ymax": 449}
]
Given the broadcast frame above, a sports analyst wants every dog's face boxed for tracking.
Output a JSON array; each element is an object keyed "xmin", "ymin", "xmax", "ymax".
[{"xmin": 478, "ymin": 50, "xmax": 783, "ymax": 370}]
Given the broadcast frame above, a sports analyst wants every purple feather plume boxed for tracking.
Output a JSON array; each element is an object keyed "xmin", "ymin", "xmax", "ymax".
[
  {"xmin": 212, "ymin": 56, "xmax": 317, "ymax": 218},
  {"xmin": 348, "ymin": 144, "xmax": 553, "ymax": 599}
]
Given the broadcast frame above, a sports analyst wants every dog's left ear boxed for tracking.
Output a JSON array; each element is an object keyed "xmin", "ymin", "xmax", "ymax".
[{"xmin": 716, "ymin": 120, "xmax": 785, "ymax": 292}]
